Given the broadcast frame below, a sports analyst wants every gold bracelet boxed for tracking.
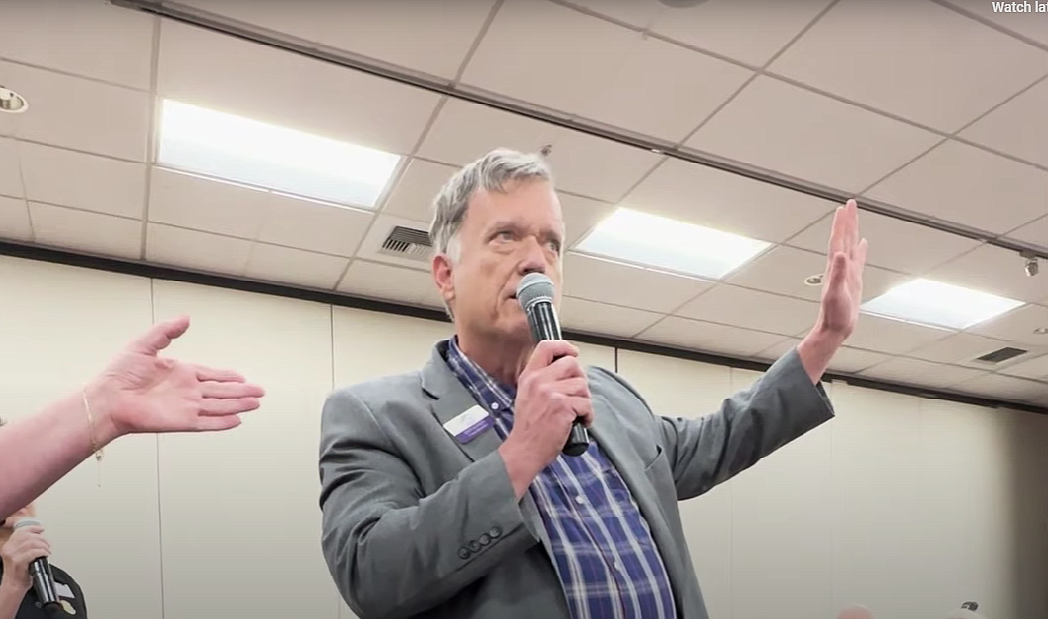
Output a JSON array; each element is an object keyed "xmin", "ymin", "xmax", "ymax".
[{"xmin": 82, "ymin": 387, "xmax": 104, "ymax": 461}]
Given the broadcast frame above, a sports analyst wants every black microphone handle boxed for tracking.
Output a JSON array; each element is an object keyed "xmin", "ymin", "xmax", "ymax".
[
  {"xmin": 29, "ymin": 558, "xmax": 60, "ymax": 609},
  {"xmin": 527, "ymin": 301, "xmax": 590, "ymax": 457}
]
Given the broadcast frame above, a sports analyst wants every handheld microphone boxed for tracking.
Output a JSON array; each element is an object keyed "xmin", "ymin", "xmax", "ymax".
[
  {"xmin": 12, "ymin": 518, "xmax": 60, "ymax": 611},
  {"xmin": 516, "ymin": 272, "xmax": 589, "ymax": 457}
]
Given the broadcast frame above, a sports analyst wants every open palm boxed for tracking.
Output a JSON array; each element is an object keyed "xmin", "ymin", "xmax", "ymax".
[
  {"xmin": 818, "ymin": 199, "xmax": 868, "ymax": 339},
  {"xmin": 92, "ymin": 316, "xmax": 265, "ymax": 435}
]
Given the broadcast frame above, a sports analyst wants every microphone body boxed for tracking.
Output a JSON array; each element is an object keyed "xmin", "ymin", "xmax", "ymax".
[
  {"xmin": 12, "ymin": 518, "xmax": 60, "ymax": 611},
  {"xmin": 517, "ymin": 273, "xmax": 590, "ymax": 457}
]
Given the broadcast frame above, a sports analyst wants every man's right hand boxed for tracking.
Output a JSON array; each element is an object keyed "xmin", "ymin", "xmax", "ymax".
[
  {"xmin": 499, "ymin": 340, "xmax": 593, "ymax": 498},
  {"xmin": 0, "ymin": 524, "xmax": 50, "ymax": 593}
]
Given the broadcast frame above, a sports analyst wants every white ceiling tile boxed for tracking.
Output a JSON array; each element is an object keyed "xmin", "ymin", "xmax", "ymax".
[
  {"xmin": 726, "ymin": 245, "xmax": 909, "ymax": 303},
  {"xmin": 0, "ymin": 195, "xmax": 32, "ymax": 242},
  {"xmin": 865, "ymin": 141, "xmax": 1048, "ymax": 235},
  {"xmin": 560, "ymin": 0, "xmax": 663, "ymax": 29},
  {"xmin": 29, "ymin": 202, "xmax": 140, "ymax": 260},
  {"xmin": 953, "ymin": 372, "xmax": 1048, "ymax": 403},
  {"xmin": 824, "ymin": 346, "xmax": 893, "ymax": 374},
  {"xmin": 461, "ymin": 0, "xmax": 639, "ymax": 114},
  {"xmin": 769, "ymin": 0, "xmax": 1048, "ymax": 132},
  {"xmin": 859, "ymin": 358, "xmax": 987, "ymax": 390},
  {"xmin": 157, "ymin": 21, "xmax": 440, "ymax": 155},
  {"xmin": 845, "ymin": 314, "xmax": 954, "ymax": 355},
  {"xmin": 243, "ymin": 243, "xmax": 349, "ymax": 290},
  {"xmin": 172, "ymin": 0, "xmax": 322, "ymax": 40},
  {"xmin": 907, "ymin": 332, "xmax": 1017, "ymax": 367},
  {"xmin": 319, "ymin": 0, "xmax": 498, "ymax": 80},
  {"xmin": 928, "ymin": 244, "xmax": 1048, "ymax": 304},
  {"xmin": 381, "ymin": 159, "xmax": 458, "ymax": 222},
  {"xmin": 355, "ymin": 213, "xmax": 434, "ymax": 272},
  {"xmin": 0, "ymin": 0, "xmax": 155, "ymax": 90},
  {"xmin": 543, "ymin": 131, "xmax": 663, "ymax": 203},
  {"xmin": 257, "ymin": 197, "xmax": 372, "ymax": 257},
  {"xmin": 686, "ymin": 76, "xmax": 941, "ymax": 192},
  {"xmin": 1000, "ymin": 353, "xmax": 1048, "ymax": 380},
  {"xmin": 560, "ymin": 193, "xmax": 616, "ymax": 248},
  {"xmin": 148, "ymin": 168, "xmax": 266, "ymax": 239},
  {"xmin": 968, "ymin": 303, "xmax": 1048, "ymax": 346},
  {"xmin": 0, "ymin": 62, "xmax": 151, "ymax": 161},
  {"xmin": 637, "ymin": 315, "xmax": 787, "ymax": 357},
  {"xmin": 338, "ymin": 260, "xmax": 445, "ymax": 309},
  {"xmin": 960, "ymin": 78, "xmax": 1048, "ymax": 167},
  {"xmin": 560, "ymin": 296, "xmax": 663, "ymax": 339},
  {"xmin": 622, "ymin": 157, "xmax": 836, "ymax": 243},
  {"xmin": 568, "ymin": 0, "xmax": 834, "ymax": 68},
  {"xmin": 574, "ymin": 37, "xmax": 753, "ymax": 142},
  {"xmin": 416, "ymin": 99, "xmax": 557, "ymax": 165},
  {"xmin": 563, "ymin": 253, "xmax": 712, "ymax": 313},
  {"xmin": 1005, "ymin": 215, "xmax": 1047, "ymax": 248},
  {"xmin": 0, "ymin": 138, "xmax": 23, "ymax": 198},
  {"xmin": 19, "ymin": 142, "xmax": 146, "ymax": 218},
  {"xmin": 146, "ymin": 223, "xmax": 251, "ymax": 276},
  {"xmin": 939, "ymin": 0, "xmax": 1048, "ymax": 46},
  {"xmin": 675, "ymin": 284, "xmax": 820, "ymax": 337},
  {"xmin": 416, "ymin": 99, "xmax": 662, "ymax": 202},
  {"xmin": 786, "ymin": 210, "xmax": 983, "ymax": 275},
  {"xmin": 180, "ymin": 0, "xmax": 498, "ymax": 81},
  {"xmin": 755, "ymin": 337, "xmax": 802, "ymax": 362}
]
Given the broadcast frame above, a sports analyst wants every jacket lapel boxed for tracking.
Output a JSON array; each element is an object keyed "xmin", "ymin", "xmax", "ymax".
[{"xmin": 420, "ymin": 344, "xmax": 550, "ymax": 549}]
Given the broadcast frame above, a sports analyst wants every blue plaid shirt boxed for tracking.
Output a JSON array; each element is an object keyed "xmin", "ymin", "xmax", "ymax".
[{"xmin": 444, "ymin": 338, "xmax": 677, "ymax": 619}]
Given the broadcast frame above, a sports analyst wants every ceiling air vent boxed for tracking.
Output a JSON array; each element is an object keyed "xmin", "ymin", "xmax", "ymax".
[
  {"xmin": 378, "ymin": 225, "xmax": 431, "ymax": 262},
  {"xmin": 973, "ymin": 346, "xmax": 1028, "ymax": 365}
]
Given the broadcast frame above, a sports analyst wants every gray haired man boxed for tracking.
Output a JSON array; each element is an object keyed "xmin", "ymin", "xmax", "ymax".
[{"xmin": 319, "ymin": 148, "xmax": 868, "ymax": 619}]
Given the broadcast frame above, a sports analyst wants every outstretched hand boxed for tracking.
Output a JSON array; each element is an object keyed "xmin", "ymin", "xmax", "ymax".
[
  {"xmin": 88, "ymin": 315, "xmax": 265, "ymax": 438},
  {"xmin": 817, "ymin": 199, "xmax": 868, "ymax": 340}
]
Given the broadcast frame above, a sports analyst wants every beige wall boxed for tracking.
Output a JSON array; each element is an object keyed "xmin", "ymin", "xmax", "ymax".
[{"xmin": 1, "ymin": 255, "xmax": 1045, "ymax": 619}]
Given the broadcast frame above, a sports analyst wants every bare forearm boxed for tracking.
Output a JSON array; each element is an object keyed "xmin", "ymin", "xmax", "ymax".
[
  {"xmin": 796, "ymin": 326, "xmax": 846, "ymax": 384},
  {"xmin": 0, "ymin": 581, "xmax": 25, "ymax": 619},
  {"xmin": 0, "ymin": 387, "xmax": 120, "ymax": 519}
]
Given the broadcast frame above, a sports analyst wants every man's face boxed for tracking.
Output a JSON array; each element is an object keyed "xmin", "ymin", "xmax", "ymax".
[{"xmin": 433, "ymin": 178, "xmax": 566, "ymax": 343}]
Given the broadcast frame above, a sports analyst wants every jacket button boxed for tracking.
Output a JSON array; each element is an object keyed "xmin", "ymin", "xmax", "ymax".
[
  {"xmin": 489, "ymin": 526, "xmax": 502, "ymax": 538},
  {"xmin": 468, "ymin": 540, "xmax": 481, "ymax": 552},
  {"xmin": 479, "ymin": 533, "xmax": 491, "ymax": 546},
  {"xmin": 458, "ymin": 547, "xmax": 470, "ymax": 560}
]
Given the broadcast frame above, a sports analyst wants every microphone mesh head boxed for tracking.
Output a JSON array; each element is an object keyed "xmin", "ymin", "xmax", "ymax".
[{"xmin": 516, "ymin": 273, "xmax": 555, "ymax": 312}]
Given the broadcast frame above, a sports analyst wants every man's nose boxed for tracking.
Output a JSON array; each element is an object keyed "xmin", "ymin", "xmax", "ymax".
[{"xmin": 516, "ymin": 237, "xmax": 548, "ymax": 275}]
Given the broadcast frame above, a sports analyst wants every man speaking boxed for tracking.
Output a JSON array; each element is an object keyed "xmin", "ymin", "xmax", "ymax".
[{"xmin": 318, "ymin": 149, "xmax": 868, "ymax": 619}]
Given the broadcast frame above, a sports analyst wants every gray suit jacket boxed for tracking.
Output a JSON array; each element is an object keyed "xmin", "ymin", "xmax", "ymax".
[{"xmin": 318, "ymin": 342, "xmax": 834, "ymax": 619}]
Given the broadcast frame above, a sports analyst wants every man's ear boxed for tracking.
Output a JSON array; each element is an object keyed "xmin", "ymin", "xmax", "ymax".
[{"xmin": 431, "ymin": 253, "xmax": 455, "ymax": 307}]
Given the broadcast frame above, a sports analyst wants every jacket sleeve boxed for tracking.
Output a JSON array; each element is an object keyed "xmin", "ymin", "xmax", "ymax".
[
  {"xmin": 606, "ymin": 346, "xmax": 835, "ymax": 501},
  {"xmin": 318, "ymin": 387, "xmax": 539, "ymax": 619}
]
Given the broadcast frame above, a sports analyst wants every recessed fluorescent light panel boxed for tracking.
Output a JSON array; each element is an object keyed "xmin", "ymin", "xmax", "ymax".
[
  {"xmin": 575, "ymin": 207, "xmax": 771, "ymax": 280},
  {"xmin": 157, "ymin": 99, "xmax": 401, "ymax": 208},
  {"xmin": 861, "ymin": 278, "xmax": 1024, "ymax": 330}
]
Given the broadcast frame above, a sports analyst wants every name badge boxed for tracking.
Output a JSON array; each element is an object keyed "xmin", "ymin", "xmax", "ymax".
[
  {"xmin": 443, "ymin": 405, "xmax": 494, "ymax": 443},
  {"xmin": 55, "ymin": 583, "xmax": 74, "ymax": 598}
]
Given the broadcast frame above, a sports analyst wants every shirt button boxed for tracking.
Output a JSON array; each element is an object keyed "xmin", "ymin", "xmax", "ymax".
[
  {"xmin": 491, "ymin": 402, "xmax": 500, "ymax": 410},
  {"xmin": 575, "ymin": 495, "xmax": 585, "ymax": 505}
]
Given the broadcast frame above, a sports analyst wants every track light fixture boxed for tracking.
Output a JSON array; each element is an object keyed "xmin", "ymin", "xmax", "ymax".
[{"xmin": 1022, "ymin": 252, "xmax": 1039, "ymax": 277}]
